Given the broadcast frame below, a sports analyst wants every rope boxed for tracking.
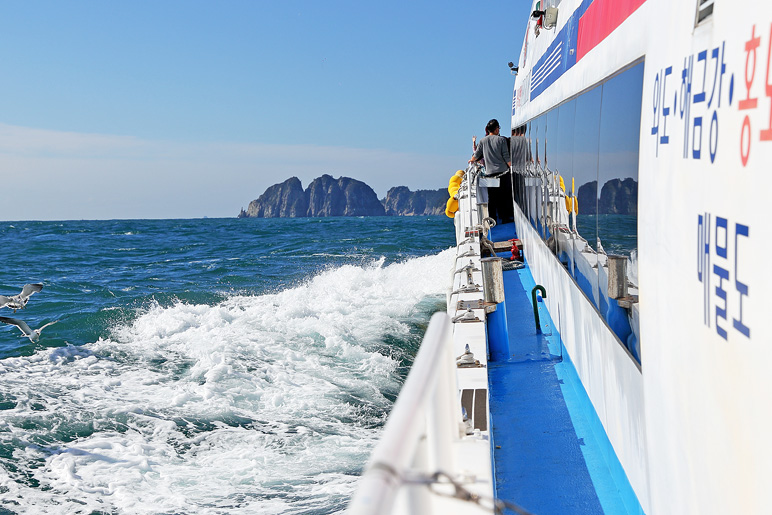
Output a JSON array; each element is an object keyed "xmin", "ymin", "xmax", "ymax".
[
  {"xmin": 478, "ymin": 216, "xmax": 496, "ymax": 238},
  {"xmin": 502, "ymin": 260, "xmax": 525, "ymax": 271},
  {"xmin": 481, "ymin": 236, "xmax": 495, "ymax": 256}
]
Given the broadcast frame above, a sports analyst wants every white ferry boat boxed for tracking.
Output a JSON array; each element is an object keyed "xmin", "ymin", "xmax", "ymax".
[{"xmin": 349, "ymin": 0, "xmax": 771, "ymax": 513}]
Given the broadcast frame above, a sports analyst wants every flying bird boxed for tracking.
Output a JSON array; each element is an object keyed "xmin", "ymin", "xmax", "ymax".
[
  {"xmin": 0, "ymin": 283, "xmax": 44, "ymax": 312},
  {"xmin": 0, "ymin": 316, "xmax": 58, "ymax": 342}
]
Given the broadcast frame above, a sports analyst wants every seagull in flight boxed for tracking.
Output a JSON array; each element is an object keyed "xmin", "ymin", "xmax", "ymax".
[
  {"xmin": 0, "ymin": 283, "xmax": 44, "ymax": 312},
  {"xmin": 0, "ymin": 316, "xmax": 58, "ymax": 342}
]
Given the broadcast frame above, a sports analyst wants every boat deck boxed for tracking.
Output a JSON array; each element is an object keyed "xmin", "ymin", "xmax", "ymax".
[{"xmin": 487, "ymin": 223, "xmax": 642, "ymax": 515}]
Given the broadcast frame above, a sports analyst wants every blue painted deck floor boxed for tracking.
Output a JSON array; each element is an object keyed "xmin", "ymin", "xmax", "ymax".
[{"xmin": 486, "ymin": 224, "xmax": 641, "ymax": 515}]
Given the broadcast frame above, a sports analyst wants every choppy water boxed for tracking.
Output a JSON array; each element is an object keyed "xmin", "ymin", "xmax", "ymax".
[
  {"xmin": 0, "ymin": 217, "xmax": 455, "ymax": 515},
  {"xmin": 576, "ymin": 214, "xmax": 637, "ymax": 256}
]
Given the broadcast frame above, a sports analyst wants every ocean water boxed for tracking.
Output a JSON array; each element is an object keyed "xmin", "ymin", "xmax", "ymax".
[
  {"xmin": 0, "ymin": 216, "xmax": 455, "ymax": 515},
  {"xmin": 575, "ymin": 214, "xmax": 637, "ymax": 257}
]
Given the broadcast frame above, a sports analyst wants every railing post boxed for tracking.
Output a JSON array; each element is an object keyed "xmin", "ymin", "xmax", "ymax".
[
  {"xmin": 607, "ymin": 255, "xmax": 628, "ymax": 299},
  {"xmin": 430, "ymin": 322, "xmax": 463, "ymax": 473},
  {"xmin": 427, "ymin": 356, "xmax": 453, "ymax": 474},
  {"xmin": 405, "ymin": 427, "xmax": 432, "ymax": 515},
  {"xmin": 347, "ymin": 313, "xmax": 456, "ymax": 515}
]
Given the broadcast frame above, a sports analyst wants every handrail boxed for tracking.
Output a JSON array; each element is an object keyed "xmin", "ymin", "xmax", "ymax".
[
  {"xmin": 347, "ymin": 312, "xmax": 460, "ymax": 515},
  {"xmin": 531, "ymin": 285, "xmax": 547, "ymax": 333}
]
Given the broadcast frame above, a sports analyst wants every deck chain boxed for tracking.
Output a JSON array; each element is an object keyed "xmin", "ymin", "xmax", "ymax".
[{"xmin": 398, "ymin": 469, "xmax": 534, "ymax": 515}]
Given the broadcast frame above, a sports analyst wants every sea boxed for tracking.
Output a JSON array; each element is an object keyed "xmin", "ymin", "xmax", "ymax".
[
  {"xmin": 0, "ymin": 216, "xmax": 456, "ymax": 515},
  {"xmin": 575, "ymin": 214, "xmax": 638, "ymax": 257}
]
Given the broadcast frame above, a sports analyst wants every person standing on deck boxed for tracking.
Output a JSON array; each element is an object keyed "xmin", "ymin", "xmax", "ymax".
[
  {"xmin": 510, "ymin": 125, "xmax": 529, "ymax": 210},
  {"xmin": 469, "ymin": 119, "xmax": 511, "ymax": 221}
]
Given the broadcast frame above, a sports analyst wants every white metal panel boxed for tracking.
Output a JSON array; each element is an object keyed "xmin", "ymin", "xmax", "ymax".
[
  {"xmin": 513, "ymin": 0, "xmax": 772, "ymax": 512},
  {"xmin": 638, "ymin": 2, "xmax": 772, "ymax": 513}
]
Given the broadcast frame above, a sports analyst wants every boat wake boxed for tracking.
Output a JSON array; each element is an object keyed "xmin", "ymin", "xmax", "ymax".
[{"xmin": 0, "ymin": 249, "xmax": 453, "ymax": 515}]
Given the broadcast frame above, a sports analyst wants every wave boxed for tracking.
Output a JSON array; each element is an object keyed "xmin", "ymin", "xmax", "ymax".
[{"xmin": 0, "ymin": 249, "xmax": 454, "ymax": 515}]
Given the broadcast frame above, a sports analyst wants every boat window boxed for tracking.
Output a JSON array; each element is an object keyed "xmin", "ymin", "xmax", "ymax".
[
  {"xmin": 555, "ymin": 101, "xmax": 575, "ymax": 180},
  {"xmin": 597, "ymin": 61, "xmax": 643, "ymax": 362},
  {"xmin": 555, "ymin": 99, "xmax": 576, "ymax": 274},
  {"xmin": 535, "ymin": 116, "xmax": 547, "ymax": 237},
  {"xmin": 695, "ymin": 0, "xmax": 713, "ymax": 25},
  {"xmin": 545, "ymin": 109, "xmax": 560, "ymax": 241},
  {"xmin": 527, "ymin": 120, "xmax": 537, "ymax": 227},
  {"xmin": 572, "ymin": 87, "xmax": 602, "ymax": 307},
  {"xmin": 512, "ymin": 61, "xmax": 643, "ymax": 364},
  {"xmin": 538, "ymin": 115, "xmax": 548, "ymax": 170},
  {"xmin": 529, "ymin": 119, "xmax": 536, "ymax": 165},
  {"xmin": 546, "ymin": 108, "xmax": 559, "ymax": 173}
]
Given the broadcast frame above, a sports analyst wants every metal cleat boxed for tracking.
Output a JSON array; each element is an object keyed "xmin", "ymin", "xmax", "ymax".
[
  {"xmin": 456, "ymin": 344, "xmax": 483, "ymax": 368},
  {"xmin": 452, "ymin": 308, "xmax": 481, "ymax": 323},
  {"xmin": 451, "ymin": 284, "xmax": 482, "ymax": 295},
  {"xmin": 457, "ymin": 245, "xmax": 479, "ymax": 258},
  {"xmin": 455, "ymin": 260, "xmax": 480, "ymax": 274}
]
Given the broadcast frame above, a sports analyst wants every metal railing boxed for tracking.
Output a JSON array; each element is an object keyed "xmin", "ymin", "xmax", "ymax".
[{"xmin": 347, "ymin": 312, "xmax": 462, "ymax": 515}]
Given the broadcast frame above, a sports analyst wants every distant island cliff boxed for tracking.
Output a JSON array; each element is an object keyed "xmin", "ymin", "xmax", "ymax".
[
  {"xmin": 239, "ymin": 174, "xmax": 638, "ymax": 218},
  {"xmin": 576, "ymin": 178, "xmax": 638, "ymax": 215},
  {"xmin": 238, "ymin": 175, "xmax": 446, "ymax": 218},
  {"xmin": 381, "ymin": 186, "xmax": 446, "ymax": 216}
]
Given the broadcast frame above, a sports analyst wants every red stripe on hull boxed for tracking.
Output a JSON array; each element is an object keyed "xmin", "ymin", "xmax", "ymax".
[{"xmin": 576, "ymin": 0, "xmax": 647, "ymax": 61}]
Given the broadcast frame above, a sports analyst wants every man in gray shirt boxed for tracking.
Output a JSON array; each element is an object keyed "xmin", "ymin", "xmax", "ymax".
[
  {"xmin": 469, "ymin": 119, "xmax": 512, "ymax": 222},
  {"xmin": 510, "ymin": 125, "xmax": 529, "ymax": 210},
  {"xmin": 510, "ymin": 125, "xmax": 529, "ymax": 172},
  {"xmin": 469, "ymin": 119, "xmax": 511, "ymax": 175}
]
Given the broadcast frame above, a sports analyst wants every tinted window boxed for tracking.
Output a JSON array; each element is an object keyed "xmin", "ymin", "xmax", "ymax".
[
  {"xmin": 513, "ymin": 62, "xmax": 643, "ymax": 363},
  {"xmin": 596, "ymin": 62, "xmax": 643, "ymax": 360}
]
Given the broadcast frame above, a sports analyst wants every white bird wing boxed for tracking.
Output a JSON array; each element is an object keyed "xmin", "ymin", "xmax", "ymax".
[
  {"xmin": 0, "ymin": 316, "xmax": 33, "ymax": 336},
  {"xmin": 38, "ymin": 320, "xmax": 59, "ymax": 333},
  {"xmin": 0, "ymin": 296, "xmax": 10, "ymax": 308},
  {"xmin": 20, "ymin": 283, "xmax": 44, "ymax": 300}
]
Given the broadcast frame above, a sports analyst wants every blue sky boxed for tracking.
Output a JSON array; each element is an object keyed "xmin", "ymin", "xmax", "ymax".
[{"xmin": 1, "ymin": 1, "xmax": 532, "ymax": 220}]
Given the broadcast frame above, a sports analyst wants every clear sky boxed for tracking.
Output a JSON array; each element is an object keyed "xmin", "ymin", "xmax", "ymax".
[
  {"xmin": 0, "ymin": 0, "xmax": 532, "ymax": 220},
  {"xmin": 0, "ymin": 0, "xmax": 530, "ymax": 220}
]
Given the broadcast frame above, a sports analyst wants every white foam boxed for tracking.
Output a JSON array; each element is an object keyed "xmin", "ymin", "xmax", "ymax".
[{"xmin": 0, "ymin": 249, "xmax": 454, "ymax": 514}]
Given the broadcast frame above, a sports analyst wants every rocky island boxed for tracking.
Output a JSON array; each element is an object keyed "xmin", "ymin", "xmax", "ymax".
[
  {"xmin": 238, "ymin": 175, "xmax": 447, "ymax": 218},
  {"xmin": 576, "ymin": 178, "xmax": 638, "ymax": 215}
]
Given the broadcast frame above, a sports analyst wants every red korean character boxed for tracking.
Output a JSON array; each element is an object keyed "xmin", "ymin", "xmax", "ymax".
[
  {"xmin": 740, "ymin": 25, "xmax": 761, "ymax": 166},
  {"xmin": 761, "ymin": 24, "xmax": 772, "ymax": 142}
]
